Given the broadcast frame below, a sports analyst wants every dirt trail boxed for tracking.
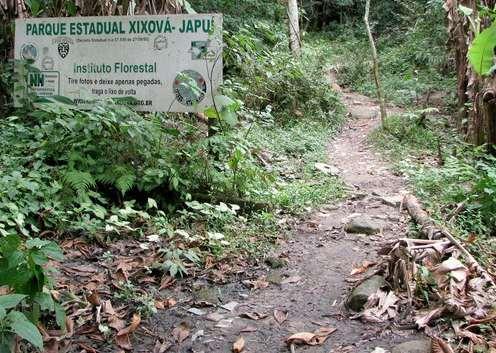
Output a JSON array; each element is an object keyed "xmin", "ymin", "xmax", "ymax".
[{"xmin": 142, "ymin": 92, "xmax": 424, "ymax": 353}]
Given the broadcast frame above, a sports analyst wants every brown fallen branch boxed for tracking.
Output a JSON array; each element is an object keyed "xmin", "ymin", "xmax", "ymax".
[
  {"xmin": 402, "ymin": 194, "xmax": 495, "ymax": 286},
  {"xmin": 402, "ymin": 194, "xmax": 442, "ymax": 239}
]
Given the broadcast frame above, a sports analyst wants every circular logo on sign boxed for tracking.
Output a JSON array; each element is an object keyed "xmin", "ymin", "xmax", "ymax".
[
  {"xmin": 173, "ymin": 70, "xmax": 207, "ymax": 106},
  {"xmin": 20, "ymin": 43, "xmax": 38, "ymax": 61}
]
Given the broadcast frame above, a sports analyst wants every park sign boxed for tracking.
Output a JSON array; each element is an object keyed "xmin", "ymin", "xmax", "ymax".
[{"xmin": 14, "ymin": 14, "xmax": 223, "ymax": 112}]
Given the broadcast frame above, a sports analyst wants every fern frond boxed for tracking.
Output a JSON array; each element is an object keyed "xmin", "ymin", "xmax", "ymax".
[
  {"xmin": 95, "ymin": 165, "xmax": 136, "ymax": 195},
  {"xmin": 115, "ymin": 173, "xmax": 136, "ymax": 195},
  {"xmin": 62, "ymin": 170, "xmax": 96, "ymax": 195}
]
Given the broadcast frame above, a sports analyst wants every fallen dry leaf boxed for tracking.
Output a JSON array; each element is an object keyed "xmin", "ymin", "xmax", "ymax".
[
  {"xmin": 153, "ymin": 340, "xmax": 172, "ymax": 353},
  {"xmin": 286, "ymin": 327, "xmax": 336, "ymax": 346},
  {"xmin": 102, "ymin": 300, "xmax": 115, "ymax": 315},
  {"xmin": 240, "ymin": 312, "xmax": 268, "ymax": 320},
  {"xmin": 431, "ymin": 337, "xmax": 455, "ymax": 353},
  {"xmin": 86, "ymin": 291, "xmax": 101, "ymax": 306},
  {"xmin": 350, "ymin": 260, "xmax": 376, "ymax": 276},
  {"xmin": 78, "ymin": 343, "xmax": 97, "ymax": 353},
  {"xmin": 109, "ymin": 316, "xmax": 126, "ymax": 331},
  {"xmin": 115, "ymin": 313, "xmax": 141, "ymax": 350},
  {"xmin": 221, "ymin": 301, "xmax": 239, "ymax": 312},
  {"xmin": 286, "ymin": 332, "xmax": 317, "ymax": 346},
  {"xmin": 273, "ymin": 309, "xmax": 288, "ymax": 324},
  {"xmin": 117, "ymin": 313, "xmax": 141, "ymax": 336},
  {"xmin": 159, "ymin": 276, "xmax": 176, "ymax": 290},
  {"xmin": 243, "ymin": 277, "xmax": 270, "ymax": 290},
  {"xmin": 233, "ymin": 336, "xmax": 245, "ymax": 353},
  {"xmin": 172, "ymin": 322, "xmax": 190, "ymax": 344},
  {"xmin": 415, "ymin": 307, "xmax": 445, "ymax": 328},
  {"xmin": 115, "ymin": 334, "xmax": 133, "ymax": 350}
]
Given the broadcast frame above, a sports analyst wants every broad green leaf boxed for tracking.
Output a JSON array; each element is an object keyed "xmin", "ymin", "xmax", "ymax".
[
  {"xmin": 180, "ymin": 0, "xmax": 196, "ymax": 14},
  {"xmin": 220, "ymin": 109, "xmax": 238, "ymax": 127},
  {"xmin": 0, "ymin": 234, "xmax": 21, "ymax": 255},
  {"xmin": 6, "ymin": 311, "xmax": 43, "ymax": 349},
  {"xmin": 33, "ymin": 292, "xmax": 54, "ymax": 311},
  {"xmin": 54, "ymin": 302, "xmax": 66, "ymax": 330},
  {"xmin": 214, "ymin": 95, "xmax": 235, "ymax": 108},
  {"xmin": 0, "ymin": 294, "xmax": 27, "ymax": 309},
  {"xmin": 458, "ymin": 4, "xmax": 473, "ymax": 16},
  {"xmin": 39, "ymin": 241, "xmax": 64, "ymax": 261},
  {"xmin": 26, "ymin": 238, "xmax": 51, "ymax": 249},
  {"xmin": 147, "ymin": 198, "xmax": 158, "ymax": 209},
  {"xmin": 204, "ymin": 107, "xmax": 219, "ymax": 119},
  {"xmin": 30, "ymin": 250, "xmax": 49, "ymax": 266},
  {"xmin": 468, "ymin": 22, "xmax": 496, "ymax": 75}
]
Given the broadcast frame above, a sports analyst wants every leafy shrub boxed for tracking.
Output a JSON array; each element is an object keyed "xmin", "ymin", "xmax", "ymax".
[
  {"xmin": 224, "ymin": 28, "xmax": 343, "ymax": 124},
  {"xmin": 0, "ymin": 235, "xmax": 65, "ymax": 352},
  {"xmin": 0, "ymin": 295, "xmax": 44, "ymax": 351}
]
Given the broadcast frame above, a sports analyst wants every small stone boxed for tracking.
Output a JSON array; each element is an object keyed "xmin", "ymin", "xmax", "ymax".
[
  {"xmin": 215, "ymin": 318, "xmax": 233, "ymax": 328},
  {"xmin": 191, "ymin": 329, "xmax": 204, "ymax": 342},
  {"xmin": 221, "ymin": 301, "xmax": 238, "ymax": 312},
  {"xmin": 322, "ymin": 205, "xmax": 340, "ymax": 211},
  {"xmin": 187, "ymin": 308, "xmax": 206, "ymax": 316},
  {"xmin": 350, "ymin": 192, "xmax": 368, "ymax": 200},
  {"xmin": 379, "ymin": 195, "xmax": 403, "ymax": 208},
  {"xmin": 347, "ymin": 275, "xmax": 386, "ymax": 311},
  {"xmin": 371, "ymin": 348, "xmax": 388, "ymax": 353},
  {"xmin": 391, "ymin": 340, "xmax": 431, "ymax": 353},
  {"xmin": 205, "ymin": 312, "xmax": 225, "ymax": 322},
  {"xmin": 344, "ymin": 215, "xmax": 383, "ymax": 235},
  {"xmin": 315, "ymin": 163, "xmax": 340, "ymax": 176}
]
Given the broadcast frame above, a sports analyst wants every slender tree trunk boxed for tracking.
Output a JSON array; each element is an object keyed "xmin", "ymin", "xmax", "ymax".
[
  {"xmin": 364, "ymin": 0, "xmax": 387, "ymax": 127},
  {"xmin": 287, "ymin": 0, "xmax": 301, "ymax": 57}
]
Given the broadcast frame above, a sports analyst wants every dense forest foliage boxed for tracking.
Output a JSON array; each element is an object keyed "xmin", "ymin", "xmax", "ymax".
[{"xmin": 0, "ymin": 0, "xmax": 495, "ymax": 351}]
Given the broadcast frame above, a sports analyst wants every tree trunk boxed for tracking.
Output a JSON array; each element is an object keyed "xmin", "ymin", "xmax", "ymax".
[
  {"xmin": 364, "ymin": 0, "xmax": 387, "ymax": 126},
  {"xmin": 287, "ymin": 0, "xmax": 301, "ymax": 57},
  {"xmin": 445, "ymin": 0, "xmax": 496, "ymax": 149}
]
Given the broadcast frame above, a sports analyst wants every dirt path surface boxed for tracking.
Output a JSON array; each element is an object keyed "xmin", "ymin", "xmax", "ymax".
[{"xmin": 141, "ymin": 92, "xmax": 424, "ymax": 353}]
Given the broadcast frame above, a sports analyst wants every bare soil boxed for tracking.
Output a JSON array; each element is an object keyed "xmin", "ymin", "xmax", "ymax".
[{"xmin": 134, "ymin": 91, "xmax": 425, "ymax": 353}]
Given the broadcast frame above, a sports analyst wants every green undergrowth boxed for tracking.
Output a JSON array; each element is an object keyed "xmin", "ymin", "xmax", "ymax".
[
  {"xmin": 248, "ymin": 119, "xmax": 346, "ymax": 212},
  {"xmin": 1, "ymin": 21, "xmax": 345, "ymax": 267},
  {"xmin": 370, "ymin": 113, "xmax": 496, "ymax": 269}
]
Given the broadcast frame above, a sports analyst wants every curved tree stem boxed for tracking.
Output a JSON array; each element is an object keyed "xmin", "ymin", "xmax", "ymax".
[{"xmin": 364, "ymin": 0, "xmax": 387, "ymax": 127}]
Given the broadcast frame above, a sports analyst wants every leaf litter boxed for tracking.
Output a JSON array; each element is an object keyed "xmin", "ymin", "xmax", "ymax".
[
  {"xmin": 346, "ymin": 194, "xmax": 496, "ymax": 352},
  {"xmin": 45, "ymin": 233, "xmax": 249, "ymax": 351}
]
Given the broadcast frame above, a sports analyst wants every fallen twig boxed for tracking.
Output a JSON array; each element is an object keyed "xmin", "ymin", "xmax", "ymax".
[{"xmin": 402, "ymin": 194, "xmax": 495, "ymax": 286}]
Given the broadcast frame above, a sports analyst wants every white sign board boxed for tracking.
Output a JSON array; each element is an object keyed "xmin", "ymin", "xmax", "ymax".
[{"xmin": 14, "ymin": 14, "xmax": 223, "ymax": 112}]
